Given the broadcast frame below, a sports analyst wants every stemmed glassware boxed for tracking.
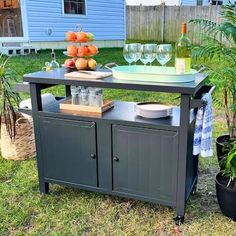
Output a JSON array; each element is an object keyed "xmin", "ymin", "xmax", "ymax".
[
  {"xmin": 123, "ymin": 44, "xmax": 134, "ymax": 70},
  {"xmin": 123, "ymin": 43, "xmax": 142, "ymax": 71},
  {"xmin": 140, "ymin": 44, "xmax": 153, "ymax": 70},
  {"xmin": 124, "ymin": 43, "xmax": 172, "ymax": 72},
  {"xmin": 129, "ymin": 43, "xmax": 142, "ymax": 67},
  {"xmin": 147, "ymin": 44, "xmax": 157, "ymax": 67},
  {"xmin": 156, "ymin": 44, "xmax": 172, "ymax": 67}
]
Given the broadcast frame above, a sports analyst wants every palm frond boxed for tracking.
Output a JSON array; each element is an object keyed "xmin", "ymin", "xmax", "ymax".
[
  {"xmin": 220, "ymin": 22, "xmax": 236, "ymax": 44},
  {"xmin": 221, "ymin": 4, "xmax": 236, "ymax": 25},
  {"xmin": 189, "ymin": 19, "xmax": 220, "ymax": 37}
]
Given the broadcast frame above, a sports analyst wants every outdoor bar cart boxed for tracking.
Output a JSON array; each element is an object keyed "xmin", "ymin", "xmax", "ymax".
[{"xmin": 23, "ymin": 68, "xmax": 210, "ymax": 225}]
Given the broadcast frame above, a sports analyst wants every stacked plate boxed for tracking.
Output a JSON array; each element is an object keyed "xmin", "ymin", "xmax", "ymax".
[{"xmin": 135, "ymin": 102, "xmax": 173, "ymax": 119}]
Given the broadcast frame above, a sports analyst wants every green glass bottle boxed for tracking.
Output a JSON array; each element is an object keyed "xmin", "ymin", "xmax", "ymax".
[{"xmin": 175, "ymin": 23, "xmax": 191, "ymax": 74}]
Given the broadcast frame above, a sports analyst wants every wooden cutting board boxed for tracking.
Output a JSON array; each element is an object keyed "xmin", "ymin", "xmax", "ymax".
[{"xmin": 64, "ymin": 71, "xmax": 113, "ymax": 80}]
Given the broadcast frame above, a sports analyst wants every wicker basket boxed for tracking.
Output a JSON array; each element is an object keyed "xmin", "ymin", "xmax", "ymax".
[{"xmin": 0, "ymin": 113, "xmax": 36, "ymax": 160}]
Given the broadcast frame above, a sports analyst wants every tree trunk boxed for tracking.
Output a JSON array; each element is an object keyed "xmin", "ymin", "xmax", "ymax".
[{"xmin": 224, "ymin": 88, "xmax": 231, "ymax": 136}]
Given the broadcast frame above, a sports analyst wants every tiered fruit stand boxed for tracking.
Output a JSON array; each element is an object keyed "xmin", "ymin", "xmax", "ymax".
[{"xmin": 64, "ymin": 26, "xmax": 98, "ymax": 71}]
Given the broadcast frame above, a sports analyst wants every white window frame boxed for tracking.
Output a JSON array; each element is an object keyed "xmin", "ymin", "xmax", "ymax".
[
  {"xmin": 0, "ymin": 0, "xmax": 29, "ymax": 42},
  {"xmin": 62, "ymin": 0, "xmax": 87, "ymax": 18}
]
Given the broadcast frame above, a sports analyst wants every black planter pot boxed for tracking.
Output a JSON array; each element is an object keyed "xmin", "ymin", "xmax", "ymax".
[
  {"xmin": 216, "ymin": 172, "xmax": 236, "ymax": 221},
  {"xmin": 216, "ymin": 135, "xmax": 230, "ymax": 164}
]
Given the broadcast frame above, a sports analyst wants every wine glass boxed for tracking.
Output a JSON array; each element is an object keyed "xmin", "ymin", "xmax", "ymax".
[
  {"xmin": 129, "ymin": 43, "xmax": 142, "ymax": 67},
  {"xmin": 123, "ymin": 44, "xmax": 134, "ymax": 71},
  {"xmin": 140, "ymin": 44, "xmax": 153, "ymax": 71},
  {"xmin": 146, "ymin": 44, "xmax": 157, "ymax": 67},
  {"xmin": 156, "ymin": 44, "xmax": 172, "ymax": 67}
]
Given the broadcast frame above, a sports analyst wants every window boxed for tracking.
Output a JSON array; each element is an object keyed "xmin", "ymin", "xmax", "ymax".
[
  {"xmin": 209, "ymin": 0, "xmax": 223, "ymax": 5},
  {"xmin": 0, "ymin": 0, "xmax": 23, "ymax": 37},
  {"xmin": 196, "ymin": 0, "xmax": 203, "ymax": 5},
  {"xmin": 64, "ymin": 0, "xmax": 86, "ymax": 15}
]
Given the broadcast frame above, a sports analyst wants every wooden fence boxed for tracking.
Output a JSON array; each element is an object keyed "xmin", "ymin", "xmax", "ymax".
[{"xmin": 126, "ymin": 5, "xmax": 222, "ymax": 44}]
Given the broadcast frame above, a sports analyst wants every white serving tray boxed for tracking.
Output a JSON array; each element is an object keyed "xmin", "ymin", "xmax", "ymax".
[{"xmin": 112, "ymin": 65, "xmax": 197, "ymax": 83}]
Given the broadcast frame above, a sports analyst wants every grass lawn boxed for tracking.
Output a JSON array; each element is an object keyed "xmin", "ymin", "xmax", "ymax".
[{"xmin": 0, "ymin": 49, "xmax": 236, "ymax": 235}]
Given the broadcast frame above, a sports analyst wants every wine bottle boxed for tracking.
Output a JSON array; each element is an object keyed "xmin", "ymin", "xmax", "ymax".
[
  {"xmin": 50, "ymin": 49, "xmax": 59, "ymax": 70},
  {"xmin": 175, "ymin": 23, "xmax": 191, "ymax": 74}
]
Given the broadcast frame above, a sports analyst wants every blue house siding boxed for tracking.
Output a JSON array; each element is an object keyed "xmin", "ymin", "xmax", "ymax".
[{"xmin": 26, "ymin": 0, "xmax": 125, "ymax": 42}]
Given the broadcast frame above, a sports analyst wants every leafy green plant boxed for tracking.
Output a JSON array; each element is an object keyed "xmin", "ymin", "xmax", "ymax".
[
  {"xmin": 221, "ymin": 140, "xmax": 236, "ymax": 189},
  {"xmin": 190, "ymin": 2, "xmax": 236, "ymax": 138},
  {"xmin": 0, "ymin": 54, "xmax": 21, "ymax": 140}
]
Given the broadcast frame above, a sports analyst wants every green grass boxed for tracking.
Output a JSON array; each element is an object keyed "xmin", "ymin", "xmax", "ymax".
[{"xmin": 0, "ymin": 49, "xmax": 236, "ymax": 235}]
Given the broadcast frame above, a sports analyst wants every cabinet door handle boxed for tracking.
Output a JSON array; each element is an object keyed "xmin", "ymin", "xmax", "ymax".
[
  {"xmin": 91, "ymin": 154, "xmax": 96, "ymax": 159},
  {"xmin": 113, "ymin": 156, "xmax": 119, "ymax": 162}
]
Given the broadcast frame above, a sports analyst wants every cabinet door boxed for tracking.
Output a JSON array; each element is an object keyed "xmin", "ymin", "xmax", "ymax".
[
  {"xmin": 40, "ymin": 117, "xmax": 97, "ymax": 187},
  {"xmin": 112, "ymin": 125, "xmax": 178, "ymax": 204}
]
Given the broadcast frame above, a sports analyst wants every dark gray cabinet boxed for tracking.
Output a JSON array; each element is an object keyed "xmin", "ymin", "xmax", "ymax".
[
  {"xmin": 112, "ymin": 125, "xmax": 178, "ymax": 205},
  {"xmin": 39, "ymin": 117, "xmax": 97, "ymax": 187},
  {"xmin": 24, "ymin": 68, "xmax": 209, "ymax": 224}
]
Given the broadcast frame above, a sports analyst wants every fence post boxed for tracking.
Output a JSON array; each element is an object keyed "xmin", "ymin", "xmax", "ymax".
[{"xmin": 161, "ymin": 4, "xmax": 165, "ymax": 42}]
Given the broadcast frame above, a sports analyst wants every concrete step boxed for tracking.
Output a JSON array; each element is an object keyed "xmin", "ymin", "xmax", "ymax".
[{"xmin": 0, "ymin": 43, "xmax": 37, "ymax": 56}]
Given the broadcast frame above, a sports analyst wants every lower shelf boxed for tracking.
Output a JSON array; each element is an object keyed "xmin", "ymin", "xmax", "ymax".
[{"xmin": 40, "ymin": 100, "xmax": 195, "ymax": 129}]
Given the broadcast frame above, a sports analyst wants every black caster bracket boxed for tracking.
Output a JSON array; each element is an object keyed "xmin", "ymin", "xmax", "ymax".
[
  {"xmin": 174, "ymin": 216, "xmax": 185, "ymax": 226},
  {"xmin": 191, "ymin": 185, "xmax": 197, "ymax": 196}
]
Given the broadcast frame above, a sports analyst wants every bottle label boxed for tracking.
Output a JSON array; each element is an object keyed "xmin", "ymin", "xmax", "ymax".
[{"xmin": 175, "ymin": 58, "xmax": 191, "ymax": 74}]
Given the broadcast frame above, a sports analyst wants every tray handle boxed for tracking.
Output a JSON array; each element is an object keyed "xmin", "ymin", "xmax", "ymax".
[
  {"xmin": 197, "ymin": 66, "xmax": 206, "ymax": 74},
  {"xmin": 102, "ymin": 62, "xmax": 118, "ymax": 70}
]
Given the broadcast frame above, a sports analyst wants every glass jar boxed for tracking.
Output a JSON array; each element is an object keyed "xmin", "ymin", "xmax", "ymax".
[
  {"xmin": 70, "ymin": 86, "xmax": 80, "ymax": 105},
  {"xmin": 89, "ymin": 88, "xmax": 97, "ymax": 106},
  {"xmin": 95, "ymin": 88, "xmax": 103, "ymax": 107},
  {"xmin": 79, "ymin": 87, "xmax": 89, "ymax": 106}
]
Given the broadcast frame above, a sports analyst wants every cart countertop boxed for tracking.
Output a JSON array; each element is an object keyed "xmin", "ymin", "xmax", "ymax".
[{"xmin": 23, "ymin": 68, "xmax": 208, "ymax": 94}]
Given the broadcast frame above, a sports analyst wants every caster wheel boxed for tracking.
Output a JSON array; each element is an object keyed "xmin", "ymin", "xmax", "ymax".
[
  {"xmin": 191, "ymin": 185, "xmax": 197, "ymax": 196},
  {"xmin": 174, "ymin": 216, "xmax": 184, "ymax": 226}
]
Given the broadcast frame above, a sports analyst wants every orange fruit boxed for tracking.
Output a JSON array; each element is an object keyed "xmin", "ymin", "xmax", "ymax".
[
  {"xmin": 67, "ymin": 45, "xmax": 78, "ymax": 57},
  {"xmin": 87, "ymin": 45, "xmax": 98, "ymax": 56},
  {"xmin": 75, "ymin": 58, "xmax": 88, "ymax": 70},
  {"xmin": 66, "ymin": 31, "xmax": 77, "ymax": 42},
  {"xmin": 77, "ymin": 32, "xmax": 88, "ymax": 43},
  {"xmin": 78, "ymin": 46, "xmax": 89, "ymax": 57}
]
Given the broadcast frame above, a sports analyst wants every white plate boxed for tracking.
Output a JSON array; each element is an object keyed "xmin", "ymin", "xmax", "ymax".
[{"xmin": 135, "ymin": 102, "xmax": 173, "ymax": 119}]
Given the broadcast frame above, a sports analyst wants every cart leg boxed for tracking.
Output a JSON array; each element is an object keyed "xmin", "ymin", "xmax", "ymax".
[
  {"xmin": 175, "ymin": 94, "xmax": 191, "ymax": 225},
  {"xmin": 40, "ymin": 182, "xmax": 49, "ymax": 194},
  {"xmin": 30, "ymin": 84, "xmax": 48, "ymax": 196},
  {"xmin": 65, "ymin": 85, "xmax": 71, "ymax": 97},
  {"xmin": 175, "ymin": 204, "xmax": 186, "ymax": 225}
]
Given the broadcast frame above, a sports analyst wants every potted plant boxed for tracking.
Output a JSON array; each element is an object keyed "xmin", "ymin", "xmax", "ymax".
[
  {"xmin": 190, "ymin": 3, "xmax": 236, "ymax": 162},
  {"xmin": 0, "ymin": 54, "xmax": 20, "ymax": 139},
  {"xmin": 0, "ymin": 54, "xmax": 35, "ymax": 160},
  {"xmin": 216, "ymin": 140, "xmax": 236, "ymax": 221}
]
